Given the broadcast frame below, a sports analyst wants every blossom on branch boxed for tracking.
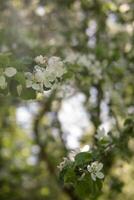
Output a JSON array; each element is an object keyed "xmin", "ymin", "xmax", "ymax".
[{"xmin": 87, "ymin": 161, "xmax": 104, "ymax": 181}]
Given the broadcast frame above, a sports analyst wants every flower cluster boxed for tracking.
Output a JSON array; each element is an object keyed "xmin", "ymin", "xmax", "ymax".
[
  {"xmin": 58, "ymin": 154, "xmax": 105, "ymax": 182},
  {"xmin": 0, "ymin": 67, "xmax": 17, "ymax": 89},
  {"xmin": 65, "ymin": 52, "xmax": 107, "ymax": 82},
  {"xmin": 87, "ymin": 161, "xmax": 104, "ymax": 181},
  {"xmin": 25, "ymin": 55, "xmax": 66, "ymax": 91}
]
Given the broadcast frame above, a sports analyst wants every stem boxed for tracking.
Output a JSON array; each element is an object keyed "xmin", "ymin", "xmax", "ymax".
[{"xmin": 33, "ymin": 90, "xmax": 80, "ymax": 200}]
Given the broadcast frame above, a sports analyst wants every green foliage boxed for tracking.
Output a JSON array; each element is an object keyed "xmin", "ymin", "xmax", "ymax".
[
  {"xmin": 75, "ymin": 152, "xmax": 92, "ymax": 166},
  {"xmin": 75, "ymin": 174, "xmax": 102, "ymax": 199},
  {"xmin": 59, "ymin": 155, "xmax": 103, "ymax": 199}
]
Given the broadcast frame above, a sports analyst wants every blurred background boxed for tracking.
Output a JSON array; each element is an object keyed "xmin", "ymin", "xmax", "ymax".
[{"xmin": 0, "ymin": 0, "xmax": 134, "ymax": 200}]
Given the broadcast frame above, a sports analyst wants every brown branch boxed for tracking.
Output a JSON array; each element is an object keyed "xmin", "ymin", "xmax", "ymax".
[{"xmin": 33, "ymin": 90, "xmax": 80, "ymax": 200}]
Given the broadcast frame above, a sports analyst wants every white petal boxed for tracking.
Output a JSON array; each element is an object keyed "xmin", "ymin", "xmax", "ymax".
[
  {"xmin": 35, "ymin": 55, "xmax": 46, "ymax": 64},
  {"xmin": 32, "ymin": 83, "xmax": 40, "ymax": 90},
  {"xmin": 87, "ymin": 165, "xmax": 92, "ymax": 172},
  {"xmin": 34, "ymin": 71, "xmax": 44, "ymax": 82},
  {"xmin": 48, "ymin": 56, "xmax": 60, "ymax": 67},
  {"xmin": 91, "ymin": 161, "xmax": 98, "ymax": 168},
  {"xmin": 91, "ymin": 173, "xmax": 96, "ymax": 181},
  {"xmin": 34, "ymin": 65, "xmax": 42, "ymax": 71},
  {"xmin": 25, "ymin": 72, "xmax": 33, "ymax": 80},
  {"xmin": 56, "ymin": 68, "xmax": 65, "ymax": 77},
  {"xmin": 26, "ymin": 80, "xmax": 32, "ymax": 88},
  {"xmin": 96, "ymin": 172, "xmax": 104, "ymax": 179},
  {"xmin": 44, "ymin": 80, "xmax": 52, "ymax": 88},
  {"xmin": 5, "ymin": 67, "xmax": 17, "ymax": 77},
  {"xmin": 96, "ymin": 163, "xmax": 103, "ymax": 171},
  {"xmin": 46, "ymin": 66, "xmax": 55, "ymax": 73},
  {"xmin": 96, "ymin": 128, "xmax": 105, "ymax": 139},
  {"xmin": 46, "ymin": 73, "xmax": 56, "ymax": 81}
]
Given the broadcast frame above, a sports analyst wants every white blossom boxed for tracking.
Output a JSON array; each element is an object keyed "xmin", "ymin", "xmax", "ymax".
[
  {"xmin": 56, "ymin": 66, "xmax": 66, "ymax": 77},
  {"xmin": 87, "ymin": 161, "xmax": 104, "ymax": 181},
  {"xmin": 26, "ymin": 80, "xmax": 33, "ymax": 88},
  {"xmin": 25, "ymin": 72, "xmax": 34, "ymax": 88},
  {"xmin": 48, "ymin": 56, "xmax": 61, "ymax": 67},
  {"xmin": 35, "ymin": 55, "xmax": 47, "ymax": 65},
  {"xmin": 32, "ymin": 83, "xmax": 41, "ymax": 90},
  {"xmin": 34, "ymin": 65, "xmax": 45, "ymax": 82},
  {"xmin": 25, "ymin": 55, "xmax": 66, "ymax": 91},
  {"xmin": 47, "ymin": 56, "xmax": 65, "ymax": 77},
  {"xmin": 4, "ymin": 67, "xmax": 17, "ymax": 77},
  {"xmin": 0, "ymin": 67, "xmax": 17, "ymax": 89},
  {"xmin": 43, "ymin": 76, "xmax": 53, "ymax": 88},
  {"xmin": 95, "ymin": 127, "xmax": 110, "ymax": 141},
  {"xmin": 77, "ymin": 55, "xmax": 90, "ymax": 68},
  {"xmin": 25, "ymin": 70, "xmax": 43, "ymax": 91}
]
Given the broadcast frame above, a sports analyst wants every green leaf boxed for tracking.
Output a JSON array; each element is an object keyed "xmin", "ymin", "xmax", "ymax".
[
  {"xmin": 75, "ymin": 152, "xmax": 92, "ymax": 166},
  {"xmin": 75, "ymin": 174, "xmax": 102, "ymax": 199},
  {"xmin": 0, "ymin": 53, "xmax": 11, "ymax": 68},
  {"xmin": 64, "ymin": 167, "xmax": 76, "ymax": 184},
  {"xmin": 15, "ymin": 72, "xmax": 26, "ymax": 86},
  {"xmin": 9, "ymin": 79, "xmax": 18, "ymax": 97},
  {"xmin": 124, "ymin": 118, "xmax": 133, "ymax": 126},
  {"xmin": 20, "ymin": 87, "xmax": 36, "ymax": 100}
]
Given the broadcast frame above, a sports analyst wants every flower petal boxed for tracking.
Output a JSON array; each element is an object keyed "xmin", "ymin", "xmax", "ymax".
[
  {"xmin": 96, "ymin": 163, "xmax": 103, "ymax": 171},
  {"xmin": 26, "ymin": 80, "xmax": 32, "ymax": 88},
  {"xmin": 96, "ymin": 172, "xmax": 104, "ymax": 179},
  {"xmin": 32, "ymin": 83, "xmax": 40, "ymax": 90},
  {"xmin": 91, "ymin": 173, "xmax": 96, "ymax": 181},
  {"xmin": 87, "ymin": 165, "xmax": 92, "ymax": 172},
  {"xmin": 25, "ymin": 72, "xmax": 33, "ymax": 80},
  {"xmin": 44, "ymin": 79, "xmax": 52, "ymax": 88}
]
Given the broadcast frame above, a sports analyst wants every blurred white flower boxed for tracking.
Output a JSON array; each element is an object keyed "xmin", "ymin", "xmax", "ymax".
[
  {"xmin": 0, "ymin": 67, "xmax": 17, "ymax": 89},
  {"xmin": 25, "ymin": 55, "xmax": 66, "ymax": 91},
  {"xmin": 95, "ymin": 127, "xmax": 110, "ymax": 141},
  {"xmin": 32, "ymin": 83, "xmax": 41, "ymax": 91},
  {"xmin": 35, "ymin": 6, "xmax": 45, "ymax": 17},
  {"xmin": 119, "ymin": 3, "xmax": 130, "ymax": 13},
  {"xmin": 25, "ymin": 72, "xmax": 34, "ymax": 87},
  {"xmin": 34, "ymin": 65, "xmax": 45, "ymax": 82},
  {"xmin": 48, "ymin": 56, "xmax": 60, "ymax": 67},
  {"xmin": 47, "ymin": 56, "xmax": 65, "ymax": 77},
  {"xmin": 35, "ymin": 55, "xmax": 47, "ymax": 65},
  {"xmin": 4, "ymin": 67, "xmax": 17, "ymax": 77}
]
